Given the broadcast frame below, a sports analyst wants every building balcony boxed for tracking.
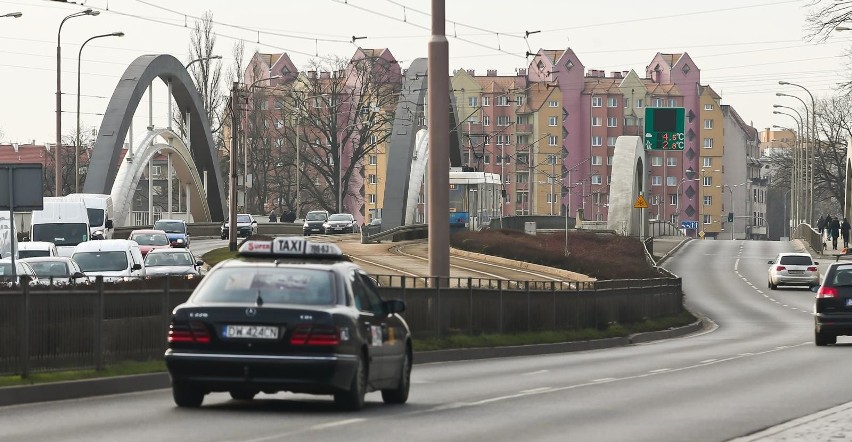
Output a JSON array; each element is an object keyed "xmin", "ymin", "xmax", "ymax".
[
  {"xmin": 622, "ymin": 125, "xmax": 640, "ymax": 136},
  {"xmin": 515, "ymin": 123, "xmax": 533, "ymax": 134}
]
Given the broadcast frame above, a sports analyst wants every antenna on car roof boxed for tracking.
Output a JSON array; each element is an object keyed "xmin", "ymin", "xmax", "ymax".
[{"xmin": 255, "ymin": 290, "xmax": 264, "ymax": 307}]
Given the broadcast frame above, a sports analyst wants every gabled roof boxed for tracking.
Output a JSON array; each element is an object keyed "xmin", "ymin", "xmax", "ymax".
[
  {"xmin": 475, "ymin": 76, "xmax": 518, "ymax": 93},
  {"xmin": 539, "ymin": 50, "xmax": 566, "ymax": 64},
  {"xmin": 658, "ymin": 53, "xmax": 683, "ymax": 68},
  {"xmin": 699, "ymin": 85, "xmax": 721, "ymax": 100},
  {"xmin": 722, "ymin": 105, "xmax": 759, "ymax": 140}
]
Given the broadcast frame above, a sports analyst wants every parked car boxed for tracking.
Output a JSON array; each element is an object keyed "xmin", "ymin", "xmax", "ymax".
[
  {"xmin": 324, "ymin": 213, "xmax": 359, "ymax": 234},
  {"xmin": 767, "ymin": 252, "xmax": 820, "ymax": 290},
  {"xmin": 220, "ymin": 214, "xmax": 258, "ymax": 239},
  {"xmin": 813, "ymin": 258, "xmax": 852, "ymax": 345},
  {"xmin": 302, "ymin": 210, "xmax": 330, "ymax": 236},
  {"xmin": 144, "ymin": 248, "xmax": 204, "ymax": 278},
  {"xmin": 164, "ymin": 237, "xmax": 411, "ymax": 410},
  {"xmin": 153, "ymin": 219, "xmax": 191, "ymax": 248},
  {"xmin": 129, "ymin": 229, "xmax": 172, "ymax": 257},
  {"xmin": 17, "ymin": 241, "xmax": 59, "ymax": 258},
  {"xmin": 20, "ymin": 256, "xmax": 86, "ymax": 285}
]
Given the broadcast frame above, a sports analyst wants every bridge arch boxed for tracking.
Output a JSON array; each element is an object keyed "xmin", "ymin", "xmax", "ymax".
[{"xmin": 83, "ymin": 54, "xmax": 226, "ymax": 222}]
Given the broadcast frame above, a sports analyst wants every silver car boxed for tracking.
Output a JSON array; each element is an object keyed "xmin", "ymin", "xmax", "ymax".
[{"xmin": 767, "ymin": 252, "xmax": 819, "ymax": 290}]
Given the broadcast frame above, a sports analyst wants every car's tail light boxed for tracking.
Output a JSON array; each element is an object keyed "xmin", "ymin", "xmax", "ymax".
[
  {"xmin": 817, "ymin": 286, "xmax": 839, "ymax": 298},
  {"xmin": 808, "ymin": 266, "xmax": 818, "ymax": 272},
  {"xmin": 290, "ymin": 324, "xmax": 340, "ymax": 346},
  {"xmin": 776, "ymin": 266, "xmax": 787, "ymax": 271},
  {"xmin": 168, "ymin": 321, "xmax": 210, "ymax": 344}
]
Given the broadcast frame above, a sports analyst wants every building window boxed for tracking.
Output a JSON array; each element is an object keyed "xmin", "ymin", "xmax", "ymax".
[
  {"xmin": 592, "ymin": 116, "xmax": 602, "ymax": 126},
  {"xmin": 666, "ymin": 176, "xmax": 676, "ymax": 186},
  {"xmin": 516, "ymin": 173, "xmax": 529, "ymax": 183},
  {"xmin": 591, "ymin": 155, "xmax": 603, "ymax": 165},
  {"xmin": 607, "ymin": 136, "xmax": 617, "ymax": 147},
  {"xmin": 607, "ymin": 117, "xmax": 617, "ymax": 127},
  {"xmin": 703, "ymin": 214, "xmax": 711, "ymax": 225},
  {"xmin": 652, "ymin": 176, "xmax": 662, "ymax": 186},
  {"xmin": 547, "ymin": 154, "xmax": 558, "ymax": 165},
  {"xmin": 703, "ymin": 138, "xmax": 713, "ymax": 148},
  {"xmin": 704, "ymin": 103, "xmax": 713, "ymax": 111},
  {"xmin": 592, "ymin": 174, "xmax": 602, "ymax": 185},
  {"xmin": 515, "ymin": 95, "xmax": 525, "ymax": 106},
  {"xmin": 516, "ymin": 191, "xmax": 528, "ymax": 204},
  {"xmin": 369, "ymin": 134, "xmax": 378, "ymax": 145},
  {"xmin": 368, "ymin": 174, "xmax": 377, "ymax": 184},
  {"xmin": 703, "ymin": 157, "xmax": 712, "ymax": 167},
  {"xmin": 517, "ymin": 153, "xmax": 529, "ymax": 165},
  {"xmin": 483, "ymin": 116, "xmax": 491, "ymax": 126},
  {"xmin": 651, "ymin": 156, "xmax": 663, "ymax": 166},
  {"xmin": 607, "ymin": 97, "xmax": 617, "ymax": 107},
  {"xmin": 261, "ymin": 101, "xmax": 269, "ymax": 110},
  {"xmin": 704, "ymin": 119, "xmax": 713, "ymax": 129},
  {"xmin": 703, "ymin": 176, "xmax": 712, "ymax": 186},
  {"xmin": 592, "ymin": 136, "xmax": 602, "ymax": 146},
  {"xmin": 669, "ymin": 194, "xmax": 677, "ymax": 205},
  {"xmin": 548, "ymin": 100, "xmax": 558, "ymax": 108},
  {"xmin": 484, "ymin": 135, "xmax": 491, "ymax": 145},
  {"xmin": 482, "ymin": 96, "xmax": 490, "ymax": 106},
  {"xmin": 497, "ymin": 115, "xmax": 511, "ymax": 126},
  {"xmin": 483, "ymin": 154, "xmax": 491, "ymax": 164},
  {"xmin": 636, "ymin": 99, "xmax": 644, "ymax": 108},
  {"xmin": 548, "ymin": 135, "xmax": 558, "ymax": 146},
  {"xmin": 667, "ymin": 156, "xmax": 677, "ymax": 166},
  {"xmin": 496, "ymin": 95, "xmax": 509, "ymax": 106},
  {"xmin": 368, "ymin": 194, "xmax": 377, "ymax": 204},
  {"xmin": 607, "ymin": 155, "xmax": 613, "ymax": 165},
  {"xmin": 151, "ymin": 166, "xmax": 162, "ymax": 176},
  {"xmin": 468, "ymin": 96, "xmax": 478, "ymax": 107},
  {"xmin": 703, "ymin": 195, "xmax": 712, "ymax": 206},
  {"xmin": 548, "ymin": 116, "xmax": 558, "ymax": 126},
  {"xmin": 592, "ymin": 97, "xmax": 602, "ymax": 107},
  {"xmin": 653, "ymin": 98, "xmax": 664, "ymax": 107},
  {"xmin": 668, "ymin": 99, "xmax": 677, "ymax": 107}
]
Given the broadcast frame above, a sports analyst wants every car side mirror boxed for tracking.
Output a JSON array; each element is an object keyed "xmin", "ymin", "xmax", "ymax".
[
  {"xmin": 767, "ymin": 260, "xmax": 775, "ymax": 264},
  {"xmin": 196, "ymin": 260, "xmax": 204, "ymax": 267},
  {"xmin": 384, "ymin": 299, "xmax": 406, "ymax": 315},
  {"xmin": 132, "ymin": 263, "xmax": 142, "ymax": 271},
  {"xmin": 72, "ymin": 271, "xmax": 84, "ymax": 279},
  {"xmin": 105, "ymin": 219, "xmax": 114, "ymax": 229},
  {"xmin": 811, "ymin": 286, "xmax": 819, "ymax": 293},
  {"xmin": 814, "ymin": 261, "xmax": 819, "ymax": 265}
]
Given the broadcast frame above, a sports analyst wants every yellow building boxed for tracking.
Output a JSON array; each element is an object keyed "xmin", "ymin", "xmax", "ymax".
[{"xmin": 698, "ymin": 85, "xmax": 725, "ymax": 237}]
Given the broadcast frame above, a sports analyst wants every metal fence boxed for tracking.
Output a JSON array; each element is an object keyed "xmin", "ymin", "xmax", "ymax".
[{"xmin": 0, "ymin": 274, "xmax": 683, "ymax": 377}]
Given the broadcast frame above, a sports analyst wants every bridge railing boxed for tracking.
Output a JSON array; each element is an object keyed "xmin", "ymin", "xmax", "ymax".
[
  {"xmin": 0, "ymin": 272, "xmax": 683, "ymax": 377},
  {"xmin": 793, "ymin": 223, "xmax": 821, "ymax": 252}
]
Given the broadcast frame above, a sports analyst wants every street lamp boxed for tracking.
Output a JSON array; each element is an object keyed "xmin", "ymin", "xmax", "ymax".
[
  {"xmin": 185, "ymin": 55, "xmax": 222, "ymax": 70},
  {"xmin": 76, "ymin": 31, "xmax": 124, "ymax": 193},
  {"xmin": 57, "ymin": 8, "xmax": 99, "ymax": 196},
  {"xmin": 1, "ymin": 12, "xmax": 22, "ymax": 18},
  {"xmin": 721, "ymin": 182, "xmax": 747, "ymax": 240},
  {"xmin": 778, "ymin": 81, "xmax": 816, "ymax": 224},
  {"xmin": 772, "ymin": 110, "xmax": 803, "ymax": 226}
]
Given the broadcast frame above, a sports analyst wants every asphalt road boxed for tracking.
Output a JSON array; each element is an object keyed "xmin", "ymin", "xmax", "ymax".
[{"xmin": 3, "ymin": 239, "xmax": 848, "ymax": 441}]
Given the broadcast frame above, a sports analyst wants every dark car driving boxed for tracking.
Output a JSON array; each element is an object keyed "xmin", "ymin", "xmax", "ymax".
[
  {"xmin": 164, "ymin": 237, "xmax": 412, "ymax": 410},
  {"xmin": 814, "ymin": 258, "xmax": 852, "ymax": 345},
  {"xmin": 302, "ymin": 210, "xmax": 329, "ymax": 236}
]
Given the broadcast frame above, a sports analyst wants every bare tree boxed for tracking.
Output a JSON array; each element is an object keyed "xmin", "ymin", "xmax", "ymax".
[{"xmin": 806, "ymin": 1, "xmax": 852, "ymax": 40}]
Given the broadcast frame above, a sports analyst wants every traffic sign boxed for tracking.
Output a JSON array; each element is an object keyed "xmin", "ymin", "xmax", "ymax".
[
  {"xmin": 680, "ymin": 221, "xmax": 698, "ymax": 230},
  {"xmin": 644, "ymin": 107, "xmax": 685, "ymax": 151},
  {"xmin": 698, "ymin": 231, "xmax": 705, "ymax": 238},
  {"xmin": 633, "ymin": 195, "xmax": 649, "ymax": 209}
]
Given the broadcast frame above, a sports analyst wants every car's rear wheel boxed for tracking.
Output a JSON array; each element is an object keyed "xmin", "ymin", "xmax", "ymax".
[
  {"xmin": 229, "ymin": 389, "xmax": 257, "ymax": 401},
  {"xmin": 381, "ymin": 346, "xmax": 411, "ymax": 405},
  {"xmin": 172, "ymin": 382, "xmax": 204, "ymax": 408},
  {"xmin": 335, "ymin": 353, "xmax": 367, "ymax": 411},
  {"xmin": 815, "ymin": 330, "xmax": 836, "ymax": 346},
  {"xmin": 768, "ymin": 280, "xmax": 777, "ymax": 290}
]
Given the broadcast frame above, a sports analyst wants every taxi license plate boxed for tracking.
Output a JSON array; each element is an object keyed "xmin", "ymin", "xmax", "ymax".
[{"xmin": 224, "ymin": 325, "xmax": 279, "ymax": 339}]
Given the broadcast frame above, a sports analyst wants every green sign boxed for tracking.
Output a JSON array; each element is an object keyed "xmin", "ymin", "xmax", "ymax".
[{"xmin": 644, "ymin": 107, "xmax": 685, "ymax": 150}]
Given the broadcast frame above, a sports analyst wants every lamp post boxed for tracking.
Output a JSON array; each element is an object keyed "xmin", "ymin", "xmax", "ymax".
[
  {"xmin": 772, "ymin": 110, "xmax": 804, "ymax": 225},
  {"xmin": 185, "ymin": 55, "xmax": 222, "ymax": 70},
  {"xmin": 779, "ymin": 81, "xmax": 816, "ymax": 224},
  {"xmin": 76, "ymin": 31, "xmax": 123, "ymax": 193},
  {"xmin": 721, "ymin": 183, "xmax": 747, "ymax": 240},
  {"xmin": 57, "ymin": 8, "xmax": 99, "ymax": 196}
]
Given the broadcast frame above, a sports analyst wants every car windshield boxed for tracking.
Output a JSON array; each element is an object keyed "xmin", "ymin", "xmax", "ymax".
[
  {"xmin": 306, "ymin": 212, "xmax": 326, "ymax": 221},
  {"xmin": 131, "ymin": 233, "xmax": 170, "ymax": 246},
  {"xmin": 31, "ymin": 223, "xmax": 89, "ymax": 247},
  {"xmin": 193, "ymin": 267, "xmax": 334, "ymax": 305},
  {"xmin": 28, "ymin": 261, "xmax": 70, "ymax": 277},
  {"xmin": 86, "ymin": 208, "xmax": 105, "ymax": 227},
  {"xmin": 153, "ymin": 221, "xmax": 185, "ymax": 234},
  {"xmin": 329, "ymin": 214, "xmax": 352, "ymax": 221},
  {"xmin": 237, "ymin": 215, "xmax": 252, "ymax": 223},
  {"xmin": 778, "ymin": 256, "xmax": 813, "ymax": 265},
  {"xmin": 145, "ymin": 252, "xmax": 194, "ymax": 267},
  {"xmin": 18, "ymin": 250, "xmax": 50, "ymax": 258},
  {"xmin": 73, "ymin": 251, "xmax": 129, "ymax": 272}
]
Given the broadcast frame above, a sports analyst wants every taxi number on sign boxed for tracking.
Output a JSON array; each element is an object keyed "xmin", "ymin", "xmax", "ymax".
[{"xmin": 224, "ymin": 325, "xmax": 279, "ymax": 339}]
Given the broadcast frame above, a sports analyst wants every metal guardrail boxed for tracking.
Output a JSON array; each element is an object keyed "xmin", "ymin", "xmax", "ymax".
[
  {"xmin": 361, "ymin": 223, "xmax": 428, "ymax": 243},
  {"xmin": 0, "ymin": 272, "xmax": 683, "ymax": 376}
]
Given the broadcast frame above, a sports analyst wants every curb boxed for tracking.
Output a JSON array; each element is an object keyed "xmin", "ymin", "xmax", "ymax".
[
  {"xmin": 0, "ymin": 319, "xmax": 705, "ymax": 408},
  {"xmin": 654, "ymin": 237, "xmax": 691, "ymax": 265}
]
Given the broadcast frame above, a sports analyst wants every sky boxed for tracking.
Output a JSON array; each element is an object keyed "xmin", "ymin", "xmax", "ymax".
[{"xmin": 0, "ymin": 0, "xmax": 847, "ymax": 145}]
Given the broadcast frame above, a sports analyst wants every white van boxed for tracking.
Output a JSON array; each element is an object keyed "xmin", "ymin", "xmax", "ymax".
[
  {"xmin": 17, "ymin": 241, "xmax": 58, "ymax": 258},
  {"xmin": 0, "ymin": 216, "xmax": 15, "ymax": 259},
  {"xmin": 67, "ymin": 193, "xmax": 115, "ymax": 239},
  {"xmin": 72, "ymin": 239, "xmax": 144, "ymax": 282},
  {"xmin": 31, "ymin": 198, "xmax": 91, "ymax": 257}
]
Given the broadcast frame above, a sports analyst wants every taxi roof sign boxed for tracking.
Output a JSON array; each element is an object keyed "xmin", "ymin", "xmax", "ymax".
[
  {"xmin": 633, "ymin": 195, "xmax": 649, "ymax": 209},
  {"xmin": 239, "ymin": 237, "xmax": 343, "ymax": 258}
]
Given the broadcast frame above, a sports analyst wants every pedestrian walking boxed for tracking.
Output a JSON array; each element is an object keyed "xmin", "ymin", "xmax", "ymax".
[
  {"xmin": 268, "ymin": 210, "xmax": 277, "ymax": 223},
  {"xmin": 842, "ymin": 217, "xmax": 851, "ymax": 249},
  {"xmin": 830, "ymin": 216, "xmax": 841, "ymax": 251},
  {"xmin": 824, "ymin": 214, "xmax": 833, "ymax": 241},
  {"xmin": 817, "ymin": 216, "xmax": 826, "ymax": 235}
]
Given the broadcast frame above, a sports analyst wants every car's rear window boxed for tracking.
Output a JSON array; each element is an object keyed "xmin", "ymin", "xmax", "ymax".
[
  {"xmin": 779, "ymin": 256, "xmax": 813, "ymax": 265},
  {"xmin": 193, "ymin": 267, "xmax": 335, "ymax": 305}
]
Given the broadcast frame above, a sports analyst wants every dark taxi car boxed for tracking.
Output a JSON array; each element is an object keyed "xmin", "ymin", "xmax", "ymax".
[
  {"xmin": 814, "ymin": 257, "xmax": 852, "ymax": 345},
  {"xmin": 164, "ymin": 238, "xmax": 412, "ymax": 410}
]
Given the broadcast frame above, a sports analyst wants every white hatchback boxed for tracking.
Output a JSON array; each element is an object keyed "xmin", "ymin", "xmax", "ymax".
[{"xmin": 767, "ymin": 252, "xmax": 820, "ymax": 290}]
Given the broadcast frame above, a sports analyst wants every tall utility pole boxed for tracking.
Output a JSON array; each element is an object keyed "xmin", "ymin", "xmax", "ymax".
[
  {"xmin": 428, "ymin": 0, "xmax": 450, "ymax": 284},
  {"xmin": 228, "ymin": 82, "xmax": 239, "ymax": 251}
]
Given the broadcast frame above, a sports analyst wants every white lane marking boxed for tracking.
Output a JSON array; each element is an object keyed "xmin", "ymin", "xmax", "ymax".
[
  {"xmin": 592, "ymin": 378, "xmax": 617, "ymax": 382},
  {"xmin": 310, "ymin": 419, "xmax": 367, "ymax": 431},
  {"xmin": 700, "ymin": 359, "xmax": 718, "ymax": 363},
  {"xmin": 522, "ymin": 369, "xmax": 549, "ymax": 376},
  {"xmin": 649, "ymin": 368, "xmax": 671, "ymax": 373},
  {"xmin": 738, "ymin": 353, "xmax": 754, "ymax": 356},
  {"xmin": 521, "ymin": 387, "xmax": 554, "ymax": 394}
]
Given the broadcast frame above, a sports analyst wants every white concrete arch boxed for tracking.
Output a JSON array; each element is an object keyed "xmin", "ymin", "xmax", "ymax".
[
  {"xmin": 607, "ymin": 136, "xmax": 647, "ymax": 237},
  {"xmin": 112, "ymin": 128, "xmax": 210, "ymax": 226}
]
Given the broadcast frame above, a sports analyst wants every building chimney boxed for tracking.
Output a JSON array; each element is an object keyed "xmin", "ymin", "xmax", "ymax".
[
  {"xmin": 518, "ymin": 68, "xmax": 527, "ymax": 76},
  {"xmin": 320, "ymin": 71, "xmax": 330, "ymax": 79},
  {"xmin": 307, "ymin": 70, "xmax": 316, "ymax": 79},
  {"xmin": 487, "ymin": 69, "xmax": 497, "ymax": 77},
  {"xmin": 612, "ymin": 71, "xmax": 622, "ymax": 79},
  {"xmin": 467, "ymin": 69, "xmax": 475, "ymax": 76}
]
